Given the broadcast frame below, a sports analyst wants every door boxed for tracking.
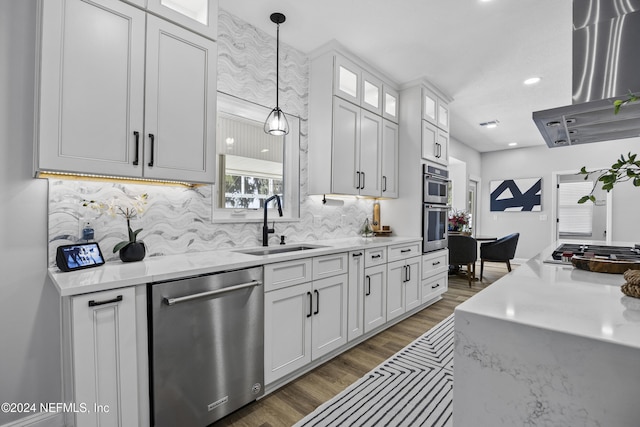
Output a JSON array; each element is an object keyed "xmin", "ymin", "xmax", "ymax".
[
  {"xmin": 423, "ymin": 88, "xmax": 438, "ymax": 126},
  {"xmin": 422, "ymin": 120, "xmax": 438, "ymax": 163},
  {"xmin": 264, "ymin": 282, "xmax": 312, "ymax": 384},
  {"xmin": 383, "ymin": 86, "xmax": 399, "ymax": 123},
  {"xmin": 468, "ymin": 178, "xmax": 479, "ymax": 235},
  {"xmin": 382, "ymin": 120, "xmax": 399, "ymax": 198},
  {"xmin": 71, "ymin": 287, "xmax": 139, "ymax": 427},
  {"xmin": 38, "ymin": 0, "xmax": 146, "ymax": 177},
  {"xmin": 144, "ymin": 16, "xmax": 217, "ymax": 183},
  {"xmin": 311, "ymin": 275, "xmax": 348, "ymax": 359},
  {"xmin": 359, "ymin": 110, "xmax": 383, "ymax": 197},
  {"xmin": 332, "ymin": 97, "xmax": 361, "ymax": 195},
  {"xmin": 364, "ymin": 264, "xmax": 386, "ymax": 333},
  {"xmin": 347, "ymin": 251, "xmax": 365, "ymax": 341},
  {"xmin": 386, "ymin": 260, "xmax": 405, "ymax": 321}
]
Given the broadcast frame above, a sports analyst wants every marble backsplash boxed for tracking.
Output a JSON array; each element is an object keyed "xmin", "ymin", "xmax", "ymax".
[{"xmin": 47, "ymin": 10, "xmax": 372, "ymax": 266}]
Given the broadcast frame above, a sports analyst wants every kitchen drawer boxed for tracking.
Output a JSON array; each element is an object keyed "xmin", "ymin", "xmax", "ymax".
[
  {"xmin": 388, "ymin": 242, "xmax": 421, "ymax": 262},
  {"xmin": 421, "ymin": 272, "xmax": 447, "ymax": 304},
  {"xmin": 313, "ymin": 252, "xmax": 348, "ymax": 281},
  {"xmin": 364, "ymin": 247, "xmax": 387, "ymax": 268},
  {"xmin": 264, "ymin": 258, "xmax": 312, "ymax": 292},
  {"xmin": 422, "ymin": 249, "xmax": 448, "ymax": 279}
]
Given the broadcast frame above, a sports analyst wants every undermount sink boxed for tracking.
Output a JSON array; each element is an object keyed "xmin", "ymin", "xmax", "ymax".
[{"xmin": 235, "ymin": 244, "xmax": 328, "ymax": 256}]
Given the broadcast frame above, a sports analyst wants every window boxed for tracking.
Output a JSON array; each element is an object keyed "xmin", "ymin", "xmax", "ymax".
[
  {"xmin": 558, "ymin": 181, "xmax": 593, "ymax": 236},
  {"xmin": 213, "ymin": 92, "xmax": 300, "ymax": 222}
]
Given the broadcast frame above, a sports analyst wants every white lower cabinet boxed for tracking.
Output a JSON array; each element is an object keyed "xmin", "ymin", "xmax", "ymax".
[
  {"xmin": 264, "ymin": 255, "xmax": 348, "ymax": 385},
  {"xmin": 421, "ymin": 249, "xmax": 449, "ymax": 304},
  {"xmin": 386, "ymin": 256, "xmax": 421, "ymax": 321},
  {"xmin": 347, "ymin": 251, "xmax": 366, "ymax": 341},
  {"xmin": 363, "ymin": 264, "xmax": 387, "ymax": 333},
  {"xmin": 66, "ymin": 287, "xmax": 139, "ymax": 427}
]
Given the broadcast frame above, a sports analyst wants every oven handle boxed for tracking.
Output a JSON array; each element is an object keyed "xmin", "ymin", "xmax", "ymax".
[
  {"xmin": 163, "ymin": 280, "xmax": 262, "ymax": 306},
  {"xmin": 425, "ymin": 204, "xmax": 451, "ymax": 210},
  {"xmin": 424, "ymin": 173, "xmax": 450, "ymax": 183}
]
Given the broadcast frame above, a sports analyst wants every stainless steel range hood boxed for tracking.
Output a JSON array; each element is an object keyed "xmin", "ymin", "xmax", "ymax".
[{"xmin": 533, "ymin": 0, "xmax": 640, "ymax": 148}]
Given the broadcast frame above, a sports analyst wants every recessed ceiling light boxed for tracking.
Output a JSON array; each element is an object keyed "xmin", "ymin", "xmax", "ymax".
[
  {"xmin": 479, "ymin": 120, "xmax": 499, "ymax": 129},
  {"xmin": 524, "ymin": 77, "xmax": 541, "ymax": 85},
  {"xmin": 508, "ymin": 142, "xmax": 518, "ymax": 147}
]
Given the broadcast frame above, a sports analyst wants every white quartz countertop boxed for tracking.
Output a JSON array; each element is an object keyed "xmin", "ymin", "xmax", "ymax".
[
  {"xmin": 455, "ymin": 241, "xmax": 640, "ymax": 350},
  {"xmin": 49, "ymin": 236, "xmax": 421, "ymax": 297}
]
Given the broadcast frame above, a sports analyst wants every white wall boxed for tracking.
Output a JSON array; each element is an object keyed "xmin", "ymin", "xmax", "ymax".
[
  {"xmin": 0, "ymin": 1, "xmax": 62, "ymax": 424},
  {"xmin": 479, "ymin": 139, "xmax": 640, "ymax": 259}
]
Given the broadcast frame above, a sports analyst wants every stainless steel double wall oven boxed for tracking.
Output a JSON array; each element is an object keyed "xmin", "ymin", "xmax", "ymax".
[{"xmin": 423, "ymin": 164, "xmax": 449, "ymax": 253}]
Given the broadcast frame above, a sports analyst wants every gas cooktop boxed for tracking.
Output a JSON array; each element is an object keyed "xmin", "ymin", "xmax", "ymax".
[{"xmin": 546, "ymin": 243, "xmax": 640, "ymax": 265}]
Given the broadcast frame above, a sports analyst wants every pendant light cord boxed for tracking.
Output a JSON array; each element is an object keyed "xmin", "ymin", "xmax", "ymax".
[{"xmin": 276, "ymin": 22, "xmax": 280, "ymax": 109}]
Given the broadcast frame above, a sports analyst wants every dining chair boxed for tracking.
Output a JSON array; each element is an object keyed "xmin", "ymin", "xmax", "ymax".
[
  {"xmin": 448, "ymin": 234, "xmax": 477, "ymax": 287},
  {"xmin": 479, "ymin": 233, "xmax": 520, "ymax": 280}
]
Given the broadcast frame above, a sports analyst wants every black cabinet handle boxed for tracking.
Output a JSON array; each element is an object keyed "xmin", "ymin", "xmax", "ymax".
[
  {"xmin": 361, "ymin": 171, "xmax": 365, "ymax": 189},
  {"xmin": 432, "ymin": 261, "xmax": 441, "ymax": 266},
  {"xmin": 432, "ymin": 283, "xmax": 440, "ymax": 289},
  {"xmin": 401, "ymin": 249, "xmax": 412, "ymax": 253},
  {"xmin": 306, "ymin": 292, "xmax": 312, "ymax": 318},
  {"xmin": 383, "ymin": 176, "xmax": 387, "ymax": 192},
  {"xmin": 406, "ymin": 265, "xmax": 411, "ymax": 282},
  {"xmin": 352, "ymin": 252, "xmax": 363, "ymax": 258},
  {"xmin": 355, "ymin": 171, "xmax": 361, "ymax": 189},
  {"xmin": 148, "ymin": 133, "xmax": 155, "ymax": 167},
  {"xmin": 88, "ymin": 295, "xmax": 122, "ymax": 307},
  {"xmin": 314, "ymin": 289, "xmax": 319, "ymax": 315},
  {"xmin": 133, "ymin": 131, "xmax": 139, "ymax": 165},
  {"xmin": 365, "ymin": 276, "xmax": 371, "ymax": 296},
  {"xmin": 371, "ymin": 254, "xmax": 381, "ymax": 259}
]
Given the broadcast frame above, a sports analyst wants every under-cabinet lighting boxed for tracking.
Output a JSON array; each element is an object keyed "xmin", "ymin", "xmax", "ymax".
[
  {"xmin": 508, "ymin": 142, "xmax": 518, "ymax": 147},
  {"xmin": 37, "ymin": 171, "xmax": 200, "ymax": 187}
]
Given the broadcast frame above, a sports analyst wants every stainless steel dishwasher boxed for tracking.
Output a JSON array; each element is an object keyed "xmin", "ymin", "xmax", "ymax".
[{"xmin": 148, "ymin": 266, "xmax": 264, "ymax": 426}]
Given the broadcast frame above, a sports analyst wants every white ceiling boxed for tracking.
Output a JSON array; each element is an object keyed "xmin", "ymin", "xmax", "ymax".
[{"xmin": 219, "ymin": 0, "xmax": 574, "ymax": 153}]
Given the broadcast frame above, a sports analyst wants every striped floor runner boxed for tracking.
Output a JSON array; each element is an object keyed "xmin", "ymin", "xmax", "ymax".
[{"xmin": 295, "ymin": 315, "xmax": 454, "ymax": 427}]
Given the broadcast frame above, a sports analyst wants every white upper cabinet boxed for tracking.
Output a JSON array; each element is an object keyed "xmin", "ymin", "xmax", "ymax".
[
  {"xmin": 37, "ymin": 0, "xmax": 217, "ymax": 183},
  {"xmin": 423, "ymin": 87, "xmax": 450, "ymax": 132},
  {"xmin": 383, "ymin": 85, "xmax": 399, "ymax": 123},
  {"xmin": 381, "ymin": 119, "xmax": 399, "ymax": 198},
  {"xmin": 334, "ymin": 55, "xmax": 361, "ymax": 104},
  {"xmin": 147, "ymin": 0, "xmax": 218, "ymax": 40},
  {"xmin": 361, "ymin": 71, "xmax": 383, "ymax": 115},
  {"xmin": 422, "ymin": 120, "xmax": 449, "ymax": 166},
  {"xmin": 38, "ymin": 0, "xmax": 146, "ymax": 178},
  {"xmin": 309, "ymin": 44, "xmax": 399, "ymax": 198},
  {"xmin": 144, "ymin": 15, "xmax": 217, "ymax": 183}
]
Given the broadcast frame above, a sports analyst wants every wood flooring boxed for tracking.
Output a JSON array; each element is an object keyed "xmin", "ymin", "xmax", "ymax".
[{"xmin": 215, "ymin": 262, "xmax": 513, "ymax": 427}]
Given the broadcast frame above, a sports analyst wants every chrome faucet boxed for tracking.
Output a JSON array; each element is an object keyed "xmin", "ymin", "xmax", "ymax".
[{"xmin": 263, "ymin": 194, "xmax": 283, "ymax": 246}]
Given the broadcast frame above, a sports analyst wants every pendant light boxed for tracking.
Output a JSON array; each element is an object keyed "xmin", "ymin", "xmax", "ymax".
[{"xmin": 264, "ymin": 12, "xmax": 289, "ymax": 136}]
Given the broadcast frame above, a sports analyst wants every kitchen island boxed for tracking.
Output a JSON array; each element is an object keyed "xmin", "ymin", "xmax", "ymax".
[{"xmin": 452, "ymin": 242, "xmax": 640, "ymax": 426}]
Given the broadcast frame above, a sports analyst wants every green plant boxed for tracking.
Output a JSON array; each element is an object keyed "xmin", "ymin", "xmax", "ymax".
[
  {"xmin": 82, "ymin": 193, "xmax": 148, "ymax": 252},
  {"xmin": 578, "ymin": 91, "xmax": 640, "ymax": 203},
  {"xmin": 578, "ymin": 153, "xmax": 640, "ymax": 203}
]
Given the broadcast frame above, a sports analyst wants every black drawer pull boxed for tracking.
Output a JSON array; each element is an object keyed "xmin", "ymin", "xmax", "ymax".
[
  {"xmin": 133, "ymin": 131, "xmax": 140, "ymax": 165},
  {"xmin": 371, "ymin": 254, "xmax": 381, "ymax": 259},
  {"xmin": 401, "ymin": 249, "xmax": 412, "ymax": 253},
  {"xmin": 88, "ymin": 295, "xmax": 122, "ymax": 307},
  {"xmin": 431, "ymin": 283, "xmax": 440, "ymax": 289},
  {"xmin": 432, "ymin": 261, "xmax": 441, "ymax": 266},
  {"xmin": 148, "ymin": 133, "xmax": 155, "ymax": 167},
  {"xmin": 352, "ymin": 252, "xmax": 363, "ymax": 257}
]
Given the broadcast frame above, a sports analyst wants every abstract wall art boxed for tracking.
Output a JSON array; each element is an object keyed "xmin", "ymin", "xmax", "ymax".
[{"xmin": 490, "ymin": 178, "xmax": 542, "ymax": 211}]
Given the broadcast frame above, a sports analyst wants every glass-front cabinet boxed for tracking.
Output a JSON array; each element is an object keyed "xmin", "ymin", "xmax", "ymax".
[
  {"xmin": 361, "ymin": 71, "xmax": 383, "ymax": 115},
  {"xmin": 383, "ymin": 86, "xmax": 399, "ymax": 123},
  {"xmin": 147, "ymin": 0, "xmax": 218, "ymax": 39},
  {"xmin": 423, "ymin": 87, "xmax": 449, "ymax": 133},
  {"xmin": 334, "ymin": 56, "xmax": 361, "ymax": 104}
]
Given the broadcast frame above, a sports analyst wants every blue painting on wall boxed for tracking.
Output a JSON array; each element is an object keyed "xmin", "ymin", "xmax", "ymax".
[{"xmin": 490, "ymin": 178, "xmax": 542, "ymax": 211}]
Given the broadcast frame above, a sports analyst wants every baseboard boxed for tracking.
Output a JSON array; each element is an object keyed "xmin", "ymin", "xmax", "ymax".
[{"xmin": 1, "ymin": 412, "xmax": 64, "ymax": 427}]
